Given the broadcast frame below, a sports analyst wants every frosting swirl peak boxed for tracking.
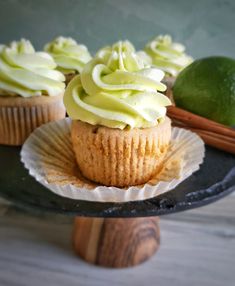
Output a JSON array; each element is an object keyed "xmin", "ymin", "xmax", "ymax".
[
  {"xmin": 44, "ymin": 36, "xmax": 92, "ymax": 74},
  {"xmin": 96, "ymin": 40, "xmax": 152, "ymax": 71},
  {"xmin": 0, "ymin": 39, "xmax": 65, "ymax": 97},
  {"xmin": 64, "ymin": 41, "xmax": 171, "ymax": 129},
  {"xmin": 145, "ymin": 35, "xmax": 193, "ymax": 77}
]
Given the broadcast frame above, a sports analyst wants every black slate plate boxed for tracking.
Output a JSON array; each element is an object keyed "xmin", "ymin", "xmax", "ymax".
[{"xmin": 0, "ymin": 145, "xmax": 234, "ymax": 217}]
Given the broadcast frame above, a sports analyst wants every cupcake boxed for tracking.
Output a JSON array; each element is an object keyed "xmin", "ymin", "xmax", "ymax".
[
  {"xmin": 0, "ymin": 39, "xmax": 65, "ymax": 146},
  {"xmin": 44, "ymin": 36, "xmax": 92, "ymax": 84},
  {"xmin": 144, "ymin": 35, "xmax": 193, "ymax": 88},
  {"xmin": 64, "ymin": 41, "xmax": 172, "ymax": 187},
  {"xmin": 96, "ymin": 40, "xmax": 152, "ymax": 65}
]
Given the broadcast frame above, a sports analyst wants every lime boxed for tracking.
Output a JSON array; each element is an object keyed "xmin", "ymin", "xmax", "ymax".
[{"xmin": 173, "ymin": 56, "xmax": 235, "ymax": 126}]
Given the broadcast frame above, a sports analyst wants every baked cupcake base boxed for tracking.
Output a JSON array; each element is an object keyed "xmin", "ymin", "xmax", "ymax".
[
  {"xmin": 0, "ymin": 94, "xmax": 65, "ymax": 146},
  {"xmin": 71, "ymin": 117, "xmax": 171, "ymax": 187},
  {"xmin": 65, "ymin": 73, "xmax": 77, "ymax": 85}
]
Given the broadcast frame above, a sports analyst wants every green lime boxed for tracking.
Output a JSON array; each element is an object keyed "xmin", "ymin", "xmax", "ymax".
[{"xmin": 173, "ymin": 56, "xmax": 235, "ymax": 126}]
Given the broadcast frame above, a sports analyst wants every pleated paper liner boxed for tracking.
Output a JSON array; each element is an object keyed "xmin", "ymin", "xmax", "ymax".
[
  {"xmin": 0, "ymin": 94, "xmax": 65, "ymax": 145},
  {"xmin": 20, "ymin": 118, "xmax": 205, "ymax": 202}
]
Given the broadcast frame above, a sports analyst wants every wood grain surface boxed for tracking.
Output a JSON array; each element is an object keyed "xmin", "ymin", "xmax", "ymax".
[
  {"xmin": 73, "ymin": 217, "xmax": 160, "ymax": 267},
  {"xmin": 0, "ymin": 195, "xmax": 234, "ymax": 286}
]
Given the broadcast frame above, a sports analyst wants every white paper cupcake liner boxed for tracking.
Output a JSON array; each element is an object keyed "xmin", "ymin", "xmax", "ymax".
[
  {"xmin": 0, "ymin": 95, "xmax": 65, "ymax": 145},
  {"xmin": 20, "ymin": 118, "xmax": 205, "ymax": 202}
]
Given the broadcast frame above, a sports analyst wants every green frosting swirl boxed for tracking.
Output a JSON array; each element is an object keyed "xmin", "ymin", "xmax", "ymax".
[
  {"xmin": 64, "ymin": 41, "xmax": 171, "ymax": 129},
  {"xmin": 0, "ymin": 39, "xmax": 65, "ymax": 97},
  {"xmin": 96, "ymin": 40, "xmax": 152, "ymax": 68},
  {"xmin": 145, "ymin": 35, "xmax": 193, "ymax": 77},
  {"xmin": 44, "ymin": 36, "xmax": 92, "ymax": 74}
]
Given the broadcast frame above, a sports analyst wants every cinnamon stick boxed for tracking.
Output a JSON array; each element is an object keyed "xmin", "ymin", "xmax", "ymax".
[
  {"xmin": 168, "ymin": 106, "xmax": 235, "ymax": 139},
  {"xmin": 173, "ymin": 122, "xmax": 235, "ymax": 154},
  {"xmin": 167, "ymin": 106, "xmax": 235, "ymax": 155}
]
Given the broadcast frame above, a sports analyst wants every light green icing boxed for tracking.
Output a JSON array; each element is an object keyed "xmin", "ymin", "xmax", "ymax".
[
  {"xmin": 64, "ymin": 41, "xmax": 171, "ymax": 129},
  {"xmin": 96, "ymin": 40, "xmax": 152, "ymax": 68},
  {"xmin": 0, "ymin": 39, "xmax": 65, "ymax": 97},
  {"xmin": 44, "ymin": 36, "xmax": 92, "ymax": 74},
  {"xmin": 145, "ymin": 35, "xmax": 193, "ymax": 77}
]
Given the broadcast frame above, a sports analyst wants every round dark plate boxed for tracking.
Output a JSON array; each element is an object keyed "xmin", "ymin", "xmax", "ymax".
[{"xmin": 0, "ymin": 145, "xmax": 234, "ymax": 217}]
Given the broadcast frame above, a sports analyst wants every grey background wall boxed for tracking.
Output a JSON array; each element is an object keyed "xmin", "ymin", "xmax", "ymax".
[{"xmin": 0, "ymin": 0, "xmax": 234, "ymax": 58}]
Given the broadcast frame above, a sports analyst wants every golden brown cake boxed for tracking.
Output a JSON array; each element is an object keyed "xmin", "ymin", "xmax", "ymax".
[
  {"xmin": 0, "ymin": 94, "xmax": 65, "ymax": 145},
  {"xmin": 71, "ymin": 117, "xmax": 171, "ymax": 187}
]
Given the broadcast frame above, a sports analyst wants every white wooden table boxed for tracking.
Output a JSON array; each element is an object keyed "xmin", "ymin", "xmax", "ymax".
[{"xmin": 0, "ymin": 195, "xmax": 234, "ymax": 286}]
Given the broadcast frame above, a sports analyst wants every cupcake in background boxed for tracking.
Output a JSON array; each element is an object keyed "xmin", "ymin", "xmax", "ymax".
[
  {"xmin": 96, "ymin": 40, "xmax": 152, "ymax": 67},
  {"xmin": 44, "ymin": 36, "xmax": 92, "ymax": 84},
  {"xmin": 64, "ymin": 40, "xmax": 172, "ymax": 187},
  {"xmin": 136, "ymin": 50, "xmax": 152, "ymax": 66},
  {"xmin": 0, "ymin": 39, "xmax": 66, "ymax": 146},
  {"xmin": 144, "ymin": 35, "xmax": 193, "ymax": 87}
]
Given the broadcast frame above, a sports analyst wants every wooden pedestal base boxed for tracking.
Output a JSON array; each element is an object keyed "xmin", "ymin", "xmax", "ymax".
[{"xmin": 73, "ymin": 217, "xmax": 160, "ymax": 268}]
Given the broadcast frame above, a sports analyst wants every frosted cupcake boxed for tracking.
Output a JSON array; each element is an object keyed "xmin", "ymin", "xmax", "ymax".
[
  {"xmin": 96, "ymin": 40, "xmax": 152, "ymax": 66},
  {"xmin": 44, "ymin": 36, "xmax": 92, "ymax": 84},
  {"xmin": 145, "ymin": 35, "xmax": 193, "ymax": 87},
  {"xmin": 0, "ymin": 39, "xmax": 65, "ymax": 146},
  {"xmin": 64, "ymin": 41, "xmax": 172, "ymax": 187}
]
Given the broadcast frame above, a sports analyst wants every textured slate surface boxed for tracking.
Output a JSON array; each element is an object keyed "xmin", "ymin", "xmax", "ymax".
[{"xmin": 0, "ymin": 145, "xmax": 234, "ymax": 217}]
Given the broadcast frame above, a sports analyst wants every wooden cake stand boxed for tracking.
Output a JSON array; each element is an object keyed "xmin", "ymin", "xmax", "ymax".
[
  {"xmin": 73, "ymin": 216, "xmax": 160, "ymax": 267},
  {"xmin": 0, "ymin": 145, "xmax": 234, "ymax": 268}
]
